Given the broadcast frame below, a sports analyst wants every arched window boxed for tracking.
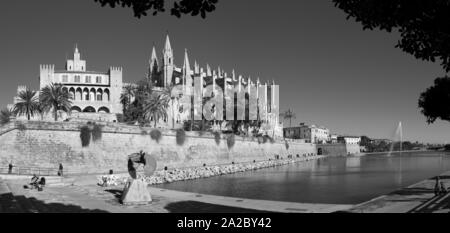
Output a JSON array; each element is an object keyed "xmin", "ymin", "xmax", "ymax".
[
  {"xmin": 89, "ymin": 88, "xmax": 96, "ymax": 102},
  {"xmin": 76, "ymin": 88, "xmax": 82, "ymax": 100},
  {"xmin": 83, "ymin": 88, "xmax": 89, "ymax": 101},
  {"xmin": 69, "ymin": 88, "xmax": 75, "ymax": 100}
]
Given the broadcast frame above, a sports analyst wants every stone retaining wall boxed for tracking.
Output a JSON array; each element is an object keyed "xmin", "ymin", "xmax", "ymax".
[{"xmin": 0, "ymin": 121, "xmax": 318, "ymax": 174}]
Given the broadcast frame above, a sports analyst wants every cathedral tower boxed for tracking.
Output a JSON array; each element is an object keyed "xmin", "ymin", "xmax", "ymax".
[{"xmin": 163, "ymin": 34, "xmax": 174, "ymax": 87}]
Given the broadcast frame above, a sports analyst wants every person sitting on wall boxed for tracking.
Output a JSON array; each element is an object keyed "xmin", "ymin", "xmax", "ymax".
[
  {"xmin": 38, "ymin": 177, "xmax": 46, "ymax": 187},
  {"xmin": 30, "ymin": 174, "xmax": 39, "ymax": 189}
]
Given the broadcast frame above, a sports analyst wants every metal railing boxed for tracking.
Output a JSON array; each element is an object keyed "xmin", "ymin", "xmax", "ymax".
[{"xmin": 0, "ymin": 166, "xmax": 64, "ymax": 176}]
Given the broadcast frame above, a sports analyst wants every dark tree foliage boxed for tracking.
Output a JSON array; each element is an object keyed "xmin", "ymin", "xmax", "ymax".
[
  {"xmin": 333, "ymin": 0, "xmax": 450, "ymax": 72},
  {"xmin": 94, "ymin": 0, "xmax": 218, "ymax": 18},
  {"xmin": 418, "ymin": 77, "xmax": 450, "ymax": 124}
]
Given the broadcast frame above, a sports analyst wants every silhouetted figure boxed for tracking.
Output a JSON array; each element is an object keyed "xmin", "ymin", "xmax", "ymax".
[
  {"xmin": 440, "ymin": 181, "xmax": 447, "ymax": 195},
  {"xmin": 109, "ymin": 169, "xmax": 114, "ymax": 175},
  {"xmin": 434, "ymin": 177, "xmax": 441, "ymax": 196},
  {"xmin": 8, "ymin": 163, "xmax": 13, "ymax": 174},
  {"xmin": 58, "ymin": 163, "xmax": 64, "ymax": 177},
  {"xmin": 30, "ymin": 174, "xmax": 39, "ymax": 189},
  {"xmin": 164, "ymin": 166, "xmax": 168, "ymax": 171}
]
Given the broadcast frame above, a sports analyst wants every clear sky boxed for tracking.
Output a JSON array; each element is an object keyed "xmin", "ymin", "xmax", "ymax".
[{"xmin": 0, "ymin": 0, "xmax": 448, "ymax": 143}]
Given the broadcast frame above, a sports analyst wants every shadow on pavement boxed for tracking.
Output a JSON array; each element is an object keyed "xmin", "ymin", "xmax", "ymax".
[
  {"xmin": 408, "ymin": 193, "xmax": 450, "ymax": 213},
  {"xmin": 0, "ymin": 193, "xmax": 109, "ymax": 213},
  {"xmin": 164, "ymin": 200, "xmax": 275, "ymax": 213}
]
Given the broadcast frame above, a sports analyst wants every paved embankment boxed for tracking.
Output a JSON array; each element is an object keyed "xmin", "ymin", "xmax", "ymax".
[
  {"xmin": 0, "ymin": 156, "xmax": 352, "ymax": 213},
  {"xmin": 347, "ymin": 171, "xmax": 450, "ymax": 213}
]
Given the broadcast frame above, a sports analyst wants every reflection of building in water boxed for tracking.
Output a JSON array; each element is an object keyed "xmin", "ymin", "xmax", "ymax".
[{"xmin": 345, "ymin": 157, "xmax": 361, "ymax": 170}]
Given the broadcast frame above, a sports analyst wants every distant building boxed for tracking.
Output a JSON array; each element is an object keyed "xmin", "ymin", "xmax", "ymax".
[
  {"xmin": 284, "ymin": 123, "xmax": 329, "ymax": 144},
  {"xmin": 337, "ymin": 136, "xmax": 361, "ymax": 145},
  {"xmin": 330, "ymin": 134, "xmax": 338, "ymax": 144}
]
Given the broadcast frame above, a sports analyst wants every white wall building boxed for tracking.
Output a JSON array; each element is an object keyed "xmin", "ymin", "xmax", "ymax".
[
  {"xmin": 338, "ymin": 136, "xmax": 361, "ymax": 145},
  {"xmin": 9, "ymin": 46, "xmax": 123, "ymax": 122}
]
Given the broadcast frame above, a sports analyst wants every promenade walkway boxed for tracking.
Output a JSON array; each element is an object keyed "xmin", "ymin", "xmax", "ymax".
[
  {"xmin": 0, "ymin": 175, "xmax": 351, "ymax": 213},
  {"xmin": 348, "ymin": 171, "xmax": 450, "ymax": 213}
]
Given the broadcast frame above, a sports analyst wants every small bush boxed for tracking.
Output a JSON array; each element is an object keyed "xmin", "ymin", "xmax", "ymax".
[
  {"xmin": 0, "ymin": 108, "xmax": 12, "ymax": 125},
  {"xmin": 150, "ymin": 129, "xmax": 162, "ymax": 143},
  {"xmin": 263, "ymin": 135, "xmax": 275, "ymax": 144},
  {"xmin": 80, "ymin": 126, "xmax": 91, "ymax": 147},
  {"xmin": 285, "ymin": 140, "xmax": 290, "ymax": 150},
  {"xmin": 213, "ymin": 131, "xmax": 221, "ymax": 146},
  {"xmin": 141, "ymin": 130, "xmax": 148, "ymax": 135},
  {"xmin": 257, "ymin": 136, "xmax": 264, "ymax": 144},
  {"xmin": 176, "ymin": 129, "xmax": 186, "ymax": 146},
  {"xmin": 91, "ymin": 124, "xmax": 102, "ymax": 142},
  {"xmin": 227, "ymin": 134, "xmax": 235, "ymax": 149},
  {"xmin": 17, "ymin": 123, "xmax": 26, "ymax": 131},
  {"xmin": 197, "ymin": 130, "xmax": 205, "ymax": 136}
]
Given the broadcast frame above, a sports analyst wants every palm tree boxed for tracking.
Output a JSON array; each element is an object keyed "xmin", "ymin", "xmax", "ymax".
[
  {"xmin": 161, "ymin": 85, "xmax": 176, "ymax": 128},
  {"xmin": 120, "ymin": 83, "xmax": 136, "ymax": 112},
  {"xmin": 13, "ymin": 89, "xmax": 39, "ymax": 120},
  {"xmin": 0, "ymin": 108, "xmax": 13, "ymax": 125},
  {"xmin": 281, "ymin": 109, "xmax": 296, "ymax": 127},
  {"xmin": 143, "ymin": 93, "xmax": 169, "ymax": 128},
  {"xmin": 40, "ymin": 83, "xmax": 72, "ymax": 121}
]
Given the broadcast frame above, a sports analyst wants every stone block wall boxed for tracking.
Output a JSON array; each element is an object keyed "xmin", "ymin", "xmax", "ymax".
[{"xmin": 0, "ymin": 121, "xmax": 317, "ymax": 174}]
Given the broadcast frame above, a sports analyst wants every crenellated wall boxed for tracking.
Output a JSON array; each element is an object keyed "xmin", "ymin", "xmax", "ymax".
[{"xmin": 0, "ymin": 121, "xmax": 319, "ymax": 174}]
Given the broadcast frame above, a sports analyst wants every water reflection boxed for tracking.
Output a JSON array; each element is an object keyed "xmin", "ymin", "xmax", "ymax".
[{"xmin": 159, "ymin": 152, "xmax": 450, "ymax": 204}]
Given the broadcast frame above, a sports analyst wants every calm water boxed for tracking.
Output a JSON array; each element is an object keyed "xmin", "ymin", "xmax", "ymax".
[{"xmin": 158, "ymin": 152, "xmax": 450, "ymax": 204}]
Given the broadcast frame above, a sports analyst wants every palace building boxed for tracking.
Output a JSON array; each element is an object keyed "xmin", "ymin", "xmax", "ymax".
[{"xmin": 9, "ymin": 45, "xmax": 123, "ymax": 122}]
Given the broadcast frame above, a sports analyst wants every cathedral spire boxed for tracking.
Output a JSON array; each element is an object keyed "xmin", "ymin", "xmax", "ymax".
[
  {"xmin": 183, "ymin": 49, "xmax": 191, "ymax": 72},
  {"xmin": 206, "ymin": 64, "xmax": 212, "ymax": 76},
  {"xmin": 194, "ymin": 60, "xmax": 199, "ymax": 74},
  {"xmin": 164, "ymin": 34, "xmax": 172, "ymax": 52},
  {"xmin": 163, "ymin": 34, "xmax": 174, "ymax": 87},
  {"xmin": 149, "ymin": 45, "xmax": 159, "ymax": 74}
]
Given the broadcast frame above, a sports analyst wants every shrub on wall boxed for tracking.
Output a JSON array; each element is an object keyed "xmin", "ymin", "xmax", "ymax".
[
  {"xmin": 213, "ymin": 131, "xmax": 221, "ymax": 146},
  {"xmin": 285, "ymin": 140, "xmax": 290, "ymax": 150},
  {"xmin": 80, "ymin": 126, "xmax": 91, "ymax": 147},
  {"xmin": 150, "ymin": 129, "xmax": 162, "ymax": 143},
  {"xmin": 17, "ymin": 123, "xmax": 26, "ymax": 131},
  {"xmin": 227, "ymin": 134, "xmax": 235, "ymax": 149},
  {"xmin": 141, "ymin": 130, "xmax": 148, "ymax": 136},
  {"xmin": 257, "ymin": 136, "xmax": 264, "ymax": 144},
  {"xmin": 264, "ymin": 135, "xmax": 275, "ymax": 144},
  {"xmin": 176, "ymin": 128, "xmax": 186, "ymax": 146},
  {"xmin": 91, "ymin": 124, "xmax": 102, "ymax": 142},
  {"xmin": 0, "ymin": 108, "xmax": 12, "ymax": 125}
]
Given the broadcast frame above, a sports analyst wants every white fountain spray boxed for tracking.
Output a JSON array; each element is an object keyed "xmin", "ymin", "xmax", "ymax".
[{"xmin": 387, "ymin": 121, "xmax": 403, "ymax": 157}]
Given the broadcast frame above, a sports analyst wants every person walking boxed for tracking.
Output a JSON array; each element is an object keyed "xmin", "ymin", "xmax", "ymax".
[
  {"xmin": 8, "ymin": 163, "xmax": 13, "ymax": 174},
  {"xmin": 434, "ymin": 176, "xmax": 441, "ymax": 196},
  {"xmin": 58, "ymin": 163, "xmax": 63, "ymax": 177}
]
